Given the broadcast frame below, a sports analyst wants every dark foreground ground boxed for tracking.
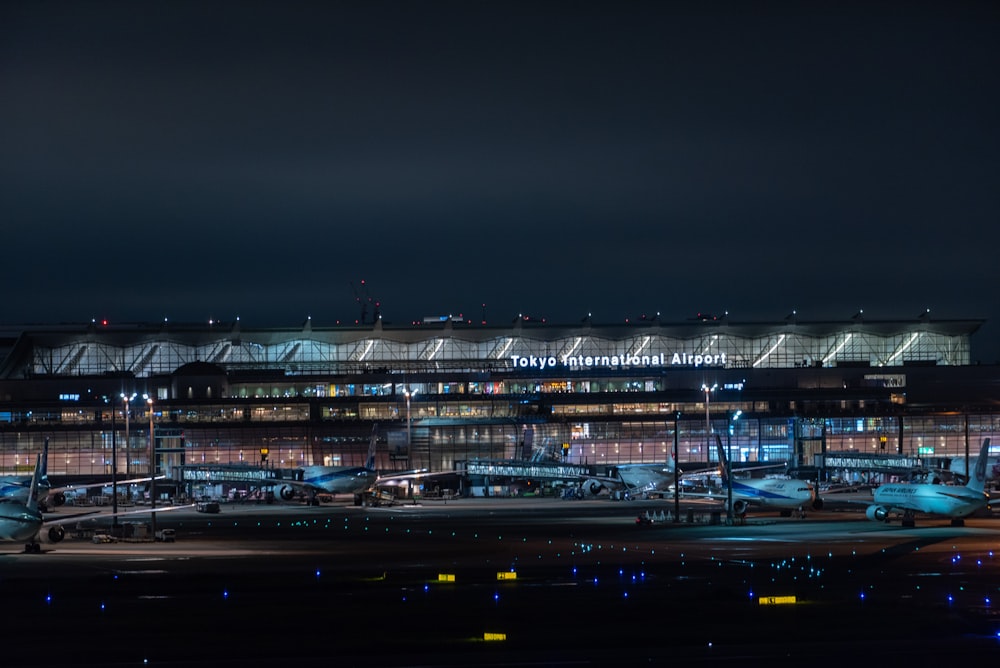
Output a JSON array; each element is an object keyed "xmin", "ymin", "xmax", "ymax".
[{"xmin": 2, "ymin": 499, "xmax": 999, "ymax": 666}]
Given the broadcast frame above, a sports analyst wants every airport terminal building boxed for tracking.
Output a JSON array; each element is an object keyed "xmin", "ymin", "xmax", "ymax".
[{"xmin": 0, "ymin": 316, "xmax": 997, "ymax": 490}]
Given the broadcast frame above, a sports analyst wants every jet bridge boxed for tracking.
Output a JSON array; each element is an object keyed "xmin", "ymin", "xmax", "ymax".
[
  {"xmin": 455, "ymin": 460, "xmax": 591, "ymax": 480},
  {"xmin": 819, "ymin": 452, "xmax": 921, "ymax": 473},
  {"xmin": 170, "ymin": 464, "xmax": 304, "ymax": 500}
]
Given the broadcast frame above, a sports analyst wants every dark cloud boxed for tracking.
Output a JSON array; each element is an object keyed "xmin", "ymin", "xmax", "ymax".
[{"xmin": 1, "ymin": 1, "xmax": 998, "ymax": 358}]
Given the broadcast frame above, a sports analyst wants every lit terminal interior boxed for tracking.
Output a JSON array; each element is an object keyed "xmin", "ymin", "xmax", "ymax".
[{"xmin": 0, "ymin": 316, "xmax": 995, "ymax": 489}]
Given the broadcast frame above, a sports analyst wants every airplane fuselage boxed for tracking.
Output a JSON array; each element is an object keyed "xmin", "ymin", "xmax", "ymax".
[
  {"xmin": 0, "ymin": 503, "xmax": 42, "ymax": 542},
  {"xmin": 948, "ymin": 456, "xmax": 1000, "ymax": 482},
  {"xmin": 731, "ymin": 479, "xmax": 816, "ymax": 509},
  {"xmin": 301, "ymin": 466, "xmax": 376, "ymax": 495},
  {"xmin": 617, "ymin": 465, "xmax": 675, "ymax": 494},
  {"xmin": 873, "ymin": 484, "xmax": 988, "ymax": 518},
  {"xmin": 0, "ymin": 478, "xmax": 51, "ymax": 505}
]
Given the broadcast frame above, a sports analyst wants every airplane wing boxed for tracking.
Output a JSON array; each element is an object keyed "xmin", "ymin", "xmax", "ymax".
[
  {"xmin": 732, "ymin": 463, "xmax": 789, "ymax": 474},
  {"xmin": 36, "ymin": 509, "xmax": 103, "ymax": 525},
  {"xmin": 49, "ymin": 474, "xmax": 167, "ymax": 495},
  {"xmin": 676, "ymin": 490, "xmax": 728, "ymax": 501},
  {"xmin": 377, "ymin": 469, "xmax": 440, "ymax": 481},
  {"xmin": 49, "ymin": 503, "xmax": 198, "ymax": 526}
]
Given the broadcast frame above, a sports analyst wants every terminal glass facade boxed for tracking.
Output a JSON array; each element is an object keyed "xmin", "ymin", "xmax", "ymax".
[{"xmin": 0, "ymin": 319, "xmax": 994, "ymax": 484}]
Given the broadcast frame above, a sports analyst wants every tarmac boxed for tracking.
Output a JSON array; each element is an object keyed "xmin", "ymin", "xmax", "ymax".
[{"xmin": 3, "ymin": 496, "xmax": 1000, "ymax": 666}]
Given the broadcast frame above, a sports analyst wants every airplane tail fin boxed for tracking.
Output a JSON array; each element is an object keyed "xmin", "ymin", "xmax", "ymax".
[
  {"xmin": 365, "ymin": 424, "xmax": 378, "ymax": 471},
  {"xmin": 715, "ymin": 434, "xmax": 729, "ymax": 483},
  {"xmin": 968, "ymin": 438, "xmax": 991, "ymax": 493},
  {"xmin": 26, "ymin": 454, "xmax": 42, "ymax": 512},
  {"xmin": 41, "ymin": 437, "xmax": 49, "ymax": 480}
]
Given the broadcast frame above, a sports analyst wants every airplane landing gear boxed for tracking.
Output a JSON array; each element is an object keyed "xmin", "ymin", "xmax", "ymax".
[{"xmin": 23, "ymin": 542, "xmax": 41, "ymax": 554}]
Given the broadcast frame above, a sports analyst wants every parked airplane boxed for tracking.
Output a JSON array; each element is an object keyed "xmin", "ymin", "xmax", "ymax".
[
  {"xmin": 0, "ymin": 454, "xmax": 95, "ymax": 552},
  {"xmin": 0, "ymin": 472, "xmax": 43, "ymax": 504},
  {"xmin": 947, "ymin": 451, "xmax": 1000, "ymax": 483},
  {"xmin": 0, "ymin": 454, "xmax": 50, "ymax": 550},
  {"xmin": 1, "ymin": 454, "xmax": 194, "ymax": 553},
  {"xmin": 0, "ymin": 440, "xmax": 162, "ymax": 510},
  {"xmin": 681, "ymin": 435, "xmax": 822, "ymax": 517},
  {"xmin": 0, "ymin": 439, "xmax": 58, "ymax": 508},
  {"xmin": 575, "ymin": 455, "xmax": 680, "ymax": 499},
  {"xmin": 579, "ymin": 454, "xmax": 773, "ymax": 500},
  {"xmin": 271, "ymin": 425, "xmax": 379, "ymax": 503},
  {"xmin": 867, "ymin": 438, "xmax": 991, "ymax": 527}
]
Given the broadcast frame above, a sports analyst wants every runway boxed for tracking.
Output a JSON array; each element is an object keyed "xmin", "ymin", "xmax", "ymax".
[{"xmin": 3, "ymin": 498, "xmax": 999, "ymax": 666}]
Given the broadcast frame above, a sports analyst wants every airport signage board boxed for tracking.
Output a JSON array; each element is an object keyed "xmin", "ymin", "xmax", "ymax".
[
  {"xmin": 510, "ymin": 352, "xmax": 727, "ymax": 370},
  {"xmin": 178, "ymin": 467, "xmax": 280, "ymax": 482},
  {"xmin": 759, "ymin": 595, "xmax": 797, "ymax": 605}
]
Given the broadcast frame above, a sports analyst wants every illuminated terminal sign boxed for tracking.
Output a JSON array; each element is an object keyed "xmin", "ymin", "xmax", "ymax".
[
  {"xmin": 179, "ymin": 467, "xmax": 284, "ymax": 482},
  {"xmin": 510, "ymin": 352, "xmax": 727, "ymax": 370}
]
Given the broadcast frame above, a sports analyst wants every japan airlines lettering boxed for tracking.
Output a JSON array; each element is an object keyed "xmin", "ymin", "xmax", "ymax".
[
  {"xmin": 510, "ymin": 352, "xmax": 727, "ymax": 369},
  {"xmin": 878, "ymin": 486, "xmax": 918, "ymax": 496}
]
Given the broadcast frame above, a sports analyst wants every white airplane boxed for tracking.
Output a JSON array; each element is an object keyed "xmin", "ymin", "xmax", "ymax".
[
  {"xmin": 579, "ymin": 454, "xmax": 766, "ymax": 500},
  {"xmin": 0, "ymin": 454, "xmax": 99, "ymax": 553},
  {"xmin": 271, "ymin": 425, "xmax": 379, "ymax": 503},
  {"xmin": 575, "ymin": 455, "xmax": 679, "ymax": 499},
  {"xmin": 0, "ymin": 473, "xmax": 43, "ymax": 504},
  {"xmin": 680, "ymin": 435, "xmax": 822, "ymax": 517},
  {"xmin": 0, "ymin": 439, "xmax": 58, "ymax": 508},
  {"xmin": 947, "ymin": 451, "xmax": 1000, "ymax": 483},
  {"xmin": 0, "ymin": 454, "xmax": 50, "ymax": 550},
  {"xmin": 867, "ymin": 438, "xmax": 991, "ymax": 527},
  {"xmin": 1, "ymin": 454, "xmax": 194, "ymax": 553},
  {"xmin": 615, "ymin": 462, "xmax": 680, "ymax": 497}
]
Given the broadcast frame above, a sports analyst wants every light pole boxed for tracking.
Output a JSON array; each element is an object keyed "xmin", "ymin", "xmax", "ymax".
[
  {"xmin": 404, "ymin": 389, "xmax": 416, "ymax": 452},
  {"xmin": 121, "ymin": 393, "xmax": 135, "ymax": 477},
  {"xmin": 145, "ymin": 395, "xmax": 156, "ymax": 538},
  {"xmin": 405, "ymin": 390, "xmax": 411, "ymax": 451},
  {"xmin": 701, "ymin": 383, "xmax": 717, "ymax": 460},
  {"xmin": 726, "ymin": 410, "xmax": 742, "ymax": 525},
  {"xmin": 672, "ymin": 412, "xmax": 680, "ymax": 523},
  {"xmin": 109, "ymin": 397, "xmax": 118, "ymax": 529}
]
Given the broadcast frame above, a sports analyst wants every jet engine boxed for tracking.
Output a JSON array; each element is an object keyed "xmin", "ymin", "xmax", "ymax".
[
  {"xmin": 866, "ymin": 505, "xmax": 890, "ymax": 522},
  {"xmin": 581, "ymin": 480, "xmax": 607, "ymax": 497},
  {"xmin": 273, "ymin": 485, "xmax": 296, "ymax": 501},
  {"xmin": 732, "ymin": 499, "xmax": 749, "ymax": 515},
  {"xmin": 48, "ymin": 492, "xmax": 66, "ymax": 507},
  {"xmin": 41, "ymin": 525, "xmax": 66, "ymax": 543}
]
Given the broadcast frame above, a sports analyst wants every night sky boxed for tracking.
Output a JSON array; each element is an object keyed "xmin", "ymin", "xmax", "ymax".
[{"xmin": 3, "ymin": 2, "xmax": 999, "ymax": 360}]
